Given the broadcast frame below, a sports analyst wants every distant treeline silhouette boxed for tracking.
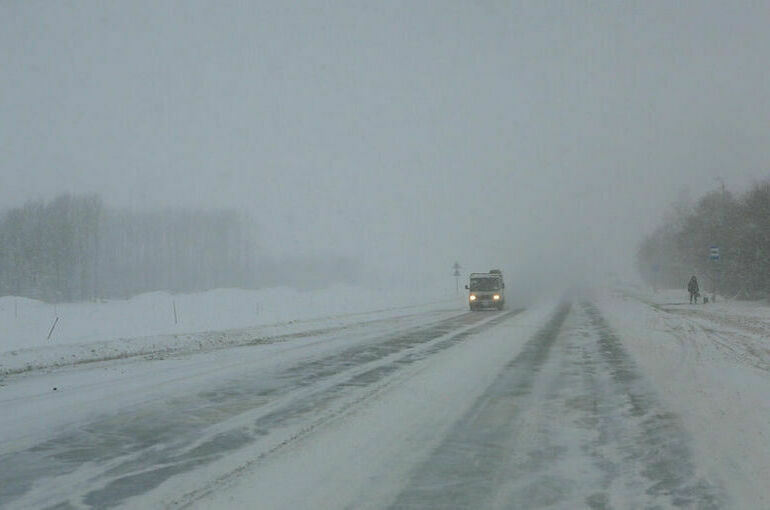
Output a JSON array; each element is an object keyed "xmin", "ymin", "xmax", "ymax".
[
  {"xmin": 0, "ymin": 194, "xmax": 359, "ymax": 302},
  {"xmin": 637, "ymin": 179, "xmax": 770, "ymax": 299}
]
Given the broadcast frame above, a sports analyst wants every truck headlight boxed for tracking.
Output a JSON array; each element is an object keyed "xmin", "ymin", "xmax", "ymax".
[
  {"xmin": 493, "ymin": 294, "xmax": 500, "ymax": 300},
  {"xmin": 469, "ymin": 295, "xmax": 476, "ymax": 301}
]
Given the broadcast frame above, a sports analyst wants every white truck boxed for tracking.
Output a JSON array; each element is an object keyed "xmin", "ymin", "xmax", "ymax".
[{"xmin": 465, "ymin": 269, "xmax": 505, "ymax": 311}]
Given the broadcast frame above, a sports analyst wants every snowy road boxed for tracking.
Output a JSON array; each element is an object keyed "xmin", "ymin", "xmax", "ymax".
[
  {"xmin": 389, "ymin": 302, "xmax": 721, "ymax": 509},
  {"xmin": 1, "ymin": 307, "xmax": 515, "ymax": 508},
  {"xmin": 1, "ymin": 293, "xmax": 767, "ymax": 508}
]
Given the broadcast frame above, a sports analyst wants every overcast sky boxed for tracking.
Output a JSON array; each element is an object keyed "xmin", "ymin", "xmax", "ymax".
[{"xmin": 2, "ymin": 1, "xmax": 769, "ymax": 291}]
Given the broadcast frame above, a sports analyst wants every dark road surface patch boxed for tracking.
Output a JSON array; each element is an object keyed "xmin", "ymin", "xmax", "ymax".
[{"xmin": 389, "ymin": 303, "xmax": 571, "ymax": 509}]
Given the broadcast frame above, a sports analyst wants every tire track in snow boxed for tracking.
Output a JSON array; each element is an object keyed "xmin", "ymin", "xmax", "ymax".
[
  {"xmin": 0, "ymin": 309, "xmax": 520, "ymax": 509},
  {"xmin": 389, "ymin": 302, "xmax": 724, "ymax": 509},
  {"xmin": 582, "ymin": 302, "xmax": 723, "ymax": 509},
  {"xmin": 169, "ymin": 309, "xmax": 523, "ymax": 510},
  {"xmin": 657, "ymin": 307, "xmax": 770, "ymax": 373},
  {"xmin": 389, "ymin": 303, "xmax": 572, "ymax": 509}
]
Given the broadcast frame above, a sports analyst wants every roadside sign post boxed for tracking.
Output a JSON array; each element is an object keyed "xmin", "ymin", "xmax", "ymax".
[
  {"xmin": 710, "ymin": 246, "xmax": 720, "ymax": 302},
  {"xmin": 453, "ymin": 262, "xmax": 461, "ymax": 295}
]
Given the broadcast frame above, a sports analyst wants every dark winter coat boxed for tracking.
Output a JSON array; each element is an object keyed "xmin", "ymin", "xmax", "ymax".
[{"xmin": 688, "ymin": 276, "xmax": 699, "ymax": 294}]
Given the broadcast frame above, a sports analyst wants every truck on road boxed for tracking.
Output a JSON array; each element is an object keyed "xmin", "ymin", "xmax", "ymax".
[{"xmin": 465, "ymin": 270, "xmax": 505, "ymax": 311}]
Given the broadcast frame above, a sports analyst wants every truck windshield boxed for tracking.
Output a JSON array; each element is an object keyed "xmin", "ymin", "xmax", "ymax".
[{"xmin": 470, "ymin": 278, "xmax": 500, "ymax": 291}]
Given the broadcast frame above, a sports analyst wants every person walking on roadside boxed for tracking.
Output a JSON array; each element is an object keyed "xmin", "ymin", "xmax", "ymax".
[{"xmin": 688, "ymin": 275, "xmax": 700, "ymax": 304}]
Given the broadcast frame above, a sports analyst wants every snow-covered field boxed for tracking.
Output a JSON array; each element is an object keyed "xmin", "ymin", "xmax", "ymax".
[{"xmin": 0, "ymin": 286, "xmax": 455, "ymax": 376}]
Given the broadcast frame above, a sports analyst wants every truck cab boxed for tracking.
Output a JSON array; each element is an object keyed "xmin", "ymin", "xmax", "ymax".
[{"xmin": 465, "ymin": 270, "xmax": 505, "ymax": 311}]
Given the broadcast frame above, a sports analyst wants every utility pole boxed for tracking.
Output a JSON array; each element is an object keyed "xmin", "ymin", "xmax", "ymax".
[
  {"xmin": 710, "ymin": 246, "xmax": 720, "ymax": 302},
  {"xmin": 713, "ymin": 177, "xmax": 726, "ymax": 303},
  {"xmin": 453, "ymin": 262, "xmax": 461, "ymax": 295}
]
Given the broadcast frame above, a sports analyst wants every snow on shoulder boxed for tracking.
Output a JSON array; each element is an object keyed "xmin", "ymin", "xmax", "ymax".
[{"xmin": 0, "ymin": 286, "xmax": 453, "ymax": 377}]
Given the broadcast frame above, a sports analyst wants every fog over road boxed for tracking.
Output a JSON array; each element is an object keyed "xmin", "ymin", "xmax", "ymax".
[
  {"xmin": 4, "ymin": 3, "xmax": 770, "ymax": 508},
  {"xmin": 1, "ymin": 295, "xmax": 761, "ymax": 509}
]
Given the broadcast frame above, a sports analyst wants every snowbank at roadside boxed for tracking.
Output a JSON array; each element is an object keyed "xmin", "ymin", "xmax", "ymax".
[
  {"xmin": 619, "ymin": 285, "xmax": 770, "ymax": 316},
  {"xmin": 0, "ymin": 286, "xmax": 460, "ymax": 376},
  {"xmin": 615, "ymin": 285, "xmax": 770, "ymax": 336}
]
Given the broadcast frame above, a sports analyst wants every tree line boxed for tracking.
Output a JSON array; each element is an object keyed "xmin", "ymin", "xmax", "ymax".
[
  {"xmin": 637, "ymin": 179, "xmax": 770, "ymax": 299},
  {"xmin": 0, "ymin": 194, "xmax": 258, "ymax": 302}
]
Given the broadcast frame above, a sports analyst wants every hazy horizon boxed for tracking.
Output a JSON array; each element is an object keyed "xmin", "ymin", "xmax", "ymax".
[{"xmin": 3, "ymin": 1, "xmax": 768, "ymax": 294}]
